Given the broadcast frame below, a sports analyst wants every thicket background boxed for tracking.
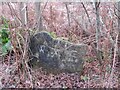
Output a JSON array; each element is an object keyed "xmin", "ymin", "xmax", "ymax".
[{"xmin": 0, "ymin": 2, "xmax": 119, "ymax": 88}]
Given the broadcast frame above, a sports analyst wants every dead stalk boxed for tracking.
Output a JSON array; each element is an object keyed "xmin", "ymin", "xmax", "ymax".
[
  {"xmin": 22, "ymin": 30, "xmax": 33, "ymax": 88},
  {"xmin": 107, "ymin": 33, "xmax": 118, "ymax": 88}
]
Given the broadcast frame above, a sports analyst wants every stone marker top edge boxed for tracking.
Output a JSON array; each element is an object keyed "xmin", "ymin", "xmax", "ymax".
[{"xmin": 33, "ymin": 31, "xmax": 88, "ymax": 46}]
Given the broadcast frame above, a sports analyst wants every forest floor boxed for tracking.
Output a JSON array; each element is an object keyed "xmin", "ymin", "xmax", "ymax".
[{"xmin": 0, "ymin": 55, "xmax": 118, "ymax": 88}]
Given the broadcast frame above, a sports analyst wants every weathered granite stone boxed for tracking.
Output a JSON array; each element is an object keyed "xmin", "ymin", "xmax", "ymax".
[{"xmin": 28, "ymin": 31, "xmax": 88, "ymax": 74}]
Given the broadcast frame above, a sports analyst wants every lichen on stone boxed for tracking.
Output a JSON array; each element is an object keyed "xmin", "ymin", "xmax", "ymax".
[{"xmin": 28, "ymin": 31, "xmax": 88, "ymax": 74}]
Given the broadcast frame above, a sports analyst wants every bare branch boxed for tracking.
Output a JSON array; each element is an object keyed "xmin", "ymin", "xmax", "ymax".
[
  {"xmin": 65, "ymin": 3, "xmax": 71, "ymax": 27},
  {"xmin": 81, "ymin": 2, "xmax": 91, "ymax": 24},
  {"xmin": 7, "ymin": 2, "xmax": 23, "ymax": 26}
]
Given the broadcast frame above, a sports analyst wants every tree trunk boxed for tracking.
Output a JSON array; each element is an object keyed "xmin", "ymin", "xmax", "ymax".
[
  {"xmin": 19, "ymin": 2, "xmax": 28, "ymax": 27},
  {"xmin": 35, "ymin": 2, "xmax": 43, "ymax": 31},
  {"xmin": 95, "ymin": 2, "xmax": 102, "ymax": 65}
]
